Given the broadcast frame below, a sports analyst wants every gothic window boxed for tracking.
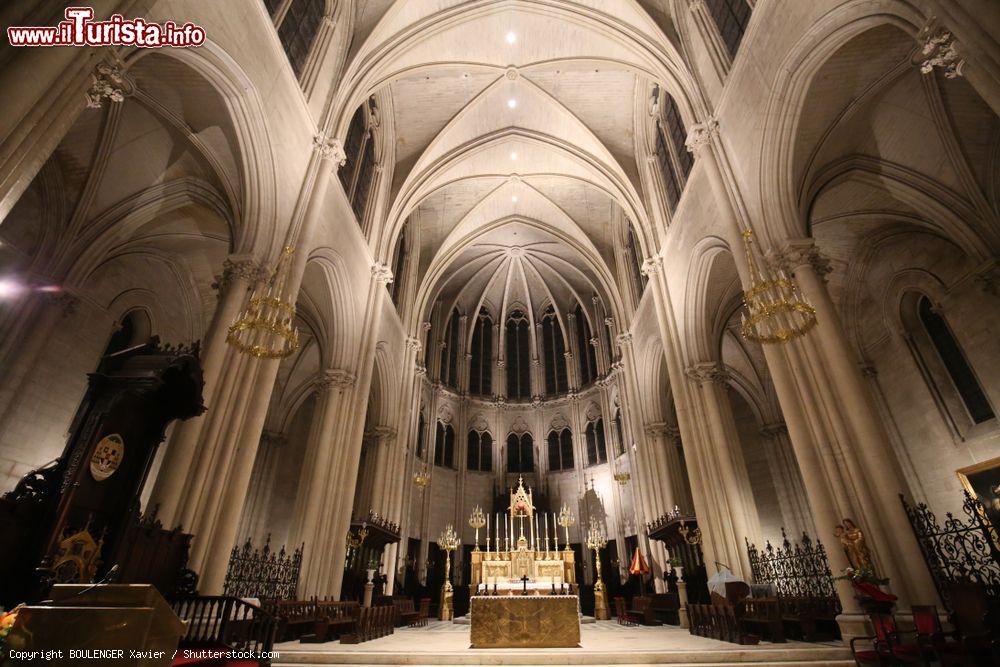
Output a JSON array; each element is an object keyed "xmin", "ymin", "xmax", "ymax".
[
  {"xmin": 656, "ymin": 93, "xmax": 692, "ymax": 212},
  {"xmin": 574, "ymin": 303, "xmax": 598, "ymax": 386},
  {"xmin": 625, "ymin": 222, "xmax": 647, "ymax": 301},
  {"xmin": 441, "ymin": 309, "xmax": 461, "ymax": 389},
  {"xmin": 547, "ymin": 428, "xmax": 574, "ymax": 471},
  {"xmin": 542, "ymin": 306, "xmax": 568, "ymax": 396},
  {"xmin": 434, "ymin": 421, "xmax": 455, "ymax": 468},
  {"xmin": 338, "ymin": 99, "xmax": 378, "ymax": 227},
  {"xmin": 469, "ymin": 309, "xmax": 493, "ymax": 396},
  {"xmin": 507, "ymin": 432, "xmax": 534, "ymax": 473},
  {"xmin": 276, "ymin": 0, "xmax": 324, "ymax": 77},
  {"xmin": 918, "ymin": 296, "xmax": 994, "ymax": 424},
  {"xmin": 506, "ymin": 309, "xmax": 531, "ymax": 399},
  {"xmin": 390, "ymin": 226, "xmax": 407, "ymax": 306},
  {"xmin": 613, "ymin": 409, "xmax": 626, "ymax": 457},
  {"xmin": 655, "ymin": 129, "xmax": 681, "ymax": 211},
  {"xmin": 351, "ymin": 135, "xmax": 376, "ymax": 223},
  {"xmin": 416, "ymin": 412, "xmax": 426, "ymax": 459},
  {"xmin": 585, "ymin": 418, "xmax": 608, "ymax": 466},
  {"xmin": 467, "ymin": 430, "xmax": 493, "ymax": 472},
  {"xmin": 705, "ymin": 0, "xmax": 752, "ymax": 60},
  {"xmin": 339, "ymin": 106, "xmax": 365, "ymax": 193}
]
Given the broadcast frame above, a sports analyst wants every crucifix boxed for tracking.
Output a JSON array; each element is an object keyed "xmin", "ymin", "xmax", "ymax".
[{"xmin": 521, "ymin": 574, "xmax": 530, "ymax": 593}]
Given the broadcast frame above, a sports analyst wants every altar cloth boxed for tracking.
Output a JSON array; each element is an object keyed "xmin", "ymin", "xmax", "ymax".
[{"xmin": 470, "ymin": 595, "xmax": 581, "ymax": 648}]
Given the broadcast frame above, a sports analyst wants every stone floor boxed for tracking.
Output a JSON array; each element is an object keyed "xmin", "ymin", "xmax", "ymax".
[{"xmin": 272, "ymin": 620, "xmax": 854, "ymax": 666}]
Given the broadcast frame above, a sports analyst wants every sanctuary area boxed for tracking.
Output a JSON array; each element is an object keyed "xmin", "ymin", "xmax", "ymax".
[{"xmin": 0, "ymin": 0, "xmax": 999, "ymax": 666}]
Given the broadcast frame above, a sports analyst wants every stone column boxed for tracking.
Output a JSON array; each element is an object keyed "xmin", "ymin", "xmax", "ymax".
[
  {"xmin": 237, "ymin": 430, "xmax": 287, "ymax": 545},
  {"xmin": 685, "ymin": 362, "xmax": 762, "ymax": 576},
  {"xmin": 150, "ymin": 256, "xmax": 265, "ymax": 527},
  {"xmin": 369, "ymin": 426, "xmax": 398, "ymax": 516},
  {"xmin": 305, "ymin": 263, "xmax": 392, "ymax": 599},
  {"xmin": 758, "ymin": 422, "xmax": 814, "ymax": 538},
  {"xmin": 773, "ymin": 240, "xmax": 938, "ymax": 609}
]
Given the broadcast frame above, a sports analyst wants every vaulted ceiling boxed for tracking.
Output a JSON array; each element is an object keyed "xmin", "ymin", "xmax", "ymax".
[{"xmin": 332, "ymin": 0, "xmax": 695, "ymax": 328}]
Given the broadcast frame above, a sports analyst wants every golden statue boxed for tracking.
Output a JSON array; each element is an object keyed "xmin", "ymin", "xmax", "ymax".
[{"xmin": 835, "ymin": 518, "xmax": 873, "ymax": 571}]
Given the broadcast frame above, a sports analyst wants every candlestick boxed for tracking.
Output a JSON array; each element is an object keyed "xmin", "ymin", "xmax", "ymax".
[
  {"xmin": 486, "ymin": 513, "xmax": 490, "ymax": 554},
  {"xmin": 553, "ymin": 512, "xmax": 559, "ymax": 551}
]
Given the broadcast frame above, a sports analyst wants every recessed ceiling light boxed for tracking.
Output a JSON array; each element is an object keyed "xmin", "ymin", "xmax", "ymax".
[
  {"xmin": 507, "ymin": 98, "xmax": 517, "ymax": 109},
  {"xmin": 506, "ymin": 31, "xmax": 517, "ymax": 44},
  {"xmin": 509, "ymin": 151, "xmax": 518, "ymax": 160}
]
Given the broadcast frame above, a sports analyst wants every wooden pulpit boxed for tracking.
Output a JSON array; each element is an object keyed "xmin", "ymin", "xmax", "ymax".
[{"xmin": 4, "ymin": 584, "xmax": 185, "ymax": 666}]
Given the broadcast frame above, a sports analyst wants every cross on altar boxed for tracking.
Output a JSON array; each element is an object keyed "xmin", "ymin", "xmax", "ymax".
[{"xmin": 521, "ymin": 575, "xmax": 530, "ymax": 593}]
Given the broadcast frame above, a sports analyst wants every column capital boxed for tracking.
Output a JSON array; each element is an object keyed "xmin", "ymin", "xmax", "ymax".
[
  {"xmin": 216, "ymin": 256, "xmax": 267, "ymax": 291},
  {"xmin": 917, "ymin": 20, "xmax": 965, "ymax": 79},
  {"xmin": 616, "ymin": 332, "xmax": 633, "ymax": 347},
  {"xmin": 371, "ymin": 262, "xmax": 393, "ymax": 284},
  {"xmin": 685, "ymin": 361, "xmax": 729, "ymax": 384},
  {"xmin": 644, "ymin": 421, "xmax": 672, "ymax": 437},
  {"xmin": 759, "ymin": 421, "xmax": 788, "ymax": 439},
  {"xmin": 604, "ymin": 316, "xmax": 614, "ymax": 327},
  {"xmin": 370, "ymin": 426, "xmax": 397, "ymax": 444},
  {"xmin": 86, "ymin": 58, "xmax": 134, "ymax": 109},
  {"xmin": 566, "ymin": 311, "xmax": 576, "ymax": 321},
  {"xmin": 405, "ymin": 336, "xmax": 422, "ymax": 352},
  {"xmin": 768, "ymin": 238, "xmax": 833, "ymax": 281},
  {"xmin": 422, "ymin": 321, "xmax": 432, "ymax": 331},
  {"xmin": 260, "ymin": 430, "xmax": 287, "ymax": 448},
  {"xmin": 314, "ymin": 133, "xmax": 347, "ymax": 166},
  {"xmin": 973, "ymin": 262, "xmax": 1000, "ymax": 296},
  {"xmin": 641, "ymin": 254, "xmax": 663, "ymax": 276},
  {"xmin": 685, "ymin": 119, "xmax": 719, "ymax": 154},
  {"xmin": 589, "ymin": 337, "xmax": 599, "ymax": 347},
  {"xmin": 315, "ymin": 368, "xmax": 356, "ymax": 393},
  {"xmin": 415, "ymin": 364, "xmax": 427, "ymax": 376}
]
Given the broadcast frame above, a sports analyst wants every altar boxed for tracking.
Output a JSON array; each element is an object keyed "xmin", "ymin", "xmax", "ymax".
[
  {"xmin": 468, "ymin": 476, "xmax": 577, "ymax": 592},
  {"xmin": 470, "ymin": 595, "xmax": 581, "ymax": 648}
]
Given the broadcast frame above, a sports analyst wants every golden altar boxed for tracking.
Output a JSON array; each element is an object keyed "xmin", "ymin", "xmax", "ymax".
[
  {"xmin": 470, "ymin": 595, "xmax": 581, "ymax": 648},
  {"xmin": 468, "ymin": 476, "xmax": 576, "ymax": 591}
]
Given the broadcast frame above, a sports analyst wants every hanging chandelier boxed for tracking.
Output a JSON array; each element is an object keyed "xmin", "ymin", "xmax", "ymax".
[
  {"xmin": 413, "ymin": 465, "xmax": 431, "ymax": 488},
  {"xmin": 739, "ymin": 229, "xmax": 817, "ymax": 344},
  {"xmin": 226, "ymin": 247, "xmax": 300, "ymax": 359}
]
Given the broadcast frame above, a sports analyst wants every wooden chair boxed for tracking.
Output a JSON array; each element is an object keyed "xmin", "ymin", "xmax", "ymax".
[
  {"xmin": 850, "ymin": 615, "xmax": 925, "ymax": 666},
  {"xmin": 613, "ymin": 596, "xmax": 634, "ymax": 626}
]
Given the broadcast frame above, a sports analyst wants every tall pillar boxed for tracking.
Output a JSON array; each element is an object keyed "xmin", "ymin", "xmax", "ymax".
[
  {"xmin": 237, "ymin": 430, "xmax": 286, "ymax": 545},
  {"xmin": 150, "ymin": 256, "xmax": 265, "ymax": 527},
  {"xmin": 758, "ymin": 422, "xmax": 814, "ymax": 538},
  {"xmin": 685, "ymin": 363, "xmax": 761, "ymax": 575},
  {"xmin": 772, "ymin": 241, "xmax": 938, "ymax": 609}
]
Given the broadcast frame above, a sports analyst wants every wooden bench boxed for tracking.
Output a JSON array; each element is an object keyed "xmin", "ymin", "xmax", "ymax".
[
  {"xmin": 341, "ymin": 605, "xmax": 395, "ymax": 644},
  {"xmin": 628, "ymin": 596, "xmax": 662, "ymax": 626},
  {"xmin": 614, "ymin": 596, "xmax": 641, "ymax": 625},
  {"xmin": 299, "ymin": 601, "xmax": 359, "ymax": 644},
  {"xmin": 737, "ymin": 597, "xmax": 785, "ymax": 643},
  {"xmin": 779, "ymin": 596, "xmax": 840, "ymax": 641},
  {"xmin": 649, "ymin": 592, "xmax": 680, "ymax": 626},
  {"xmin": 688, "ymin": 603, "xmax": 759, "ymax": 645},
  {"xmin": 265, "ymin": 600, "xmax": 316, "ymax": 641}
]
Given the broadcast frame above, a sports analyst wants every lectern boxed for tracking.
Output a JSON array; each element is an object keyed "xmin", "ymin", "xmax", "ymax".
[{"xmin": 4, "ymin": 584, "xmax": 185, "ymax": 667}]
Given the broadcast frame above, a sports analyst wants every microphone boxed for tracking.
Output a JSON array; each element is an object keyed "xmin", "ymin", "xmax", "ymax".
[{"xmin": 45, "ymin": 564, "xmax": 121, "ymax": 602}]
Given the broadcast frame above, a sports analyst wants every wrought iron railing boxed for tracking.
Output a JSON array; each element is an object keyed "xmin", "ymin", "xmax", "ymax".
[
  {"xmin": 745, "ymin": 528, "xmax": 838, "ymax": 602},
  {"xmin": 223, "ymin": 535, "xmax": 303, "ymax": 600},
  {"xmin": 900, "ymin": 491, "xmax": 1000, "ymax": 612}
]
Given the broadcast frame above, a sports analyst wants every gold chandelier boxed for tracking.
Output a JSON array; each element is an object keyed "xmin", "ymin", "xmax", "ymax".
[
  {"xmin": 227, "ymin": 247, "xmax": 300, "ymax": 359},
  {"xmin": 413, "ymin": 465, "xmax": 431, "ymax": 488},
  {"xmin": 613, "ymin": 469, "xmax": 631, "ymax": 486},
  {"xmin": 739, "ymin": 229, "xmax": 816, "ymax": 344}
]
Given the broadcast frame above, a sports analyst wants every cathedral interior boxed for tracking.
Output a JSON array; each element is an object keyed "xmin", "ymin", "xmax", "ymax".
[{"xmin": 0, "ymin": 0, "xmax": 999, "ymax": 665}]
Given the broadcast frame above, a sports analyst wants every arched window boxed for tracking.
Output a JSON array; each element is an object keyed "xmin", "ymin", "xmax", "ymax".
[
  {"xmin": 655, "ymin": 93, "xmax": 692, "ymax": 211},
  {"xmin": 706, "ymin": 0, "xmax": 752, "ymax": 60},
  {"xmin": 276, "ymin": 0, "xmax": 324, "ymax": 77},
  {"xmin": 434, "ymin": 421, "xmax": 455, "ymax": 468},
  {"xmin": 105, "ymin": 309, "xmax": 151, "ymax": 356},
  {"xmin": 505, "ymin": 309, "xmax": 531, "ymax": 399},
  {"xmin": 390, "ymin": 226, "xmax": 408, "ymax": 307},
  {"xmin": 625, "ymin": 222, "xmax": 647, "ymax": 301},
  {"xmin": 338, "ymin": 99, "xmax": 378, "ymax": 227},
  {"xmin": 574, "ymin": 304, "xmax": 598, "ymax": 386},
  {"xmin": 613, "ymin": 409, "xmax": 626, "ymax": 457},
  {"xmin": 416, "ymin": 412, "xmax": 426, "ymax": 459},
  {"xmin": 547, "ymin": 428, "xmax": 574, "ymax": 471},
  {"xmin": 918, "ymin": 296, "xmax": 994, "ymax": 424},
  {"xmin": 469, "ymin": 309, "xmax": 493, "ymax": 396},
  {"xmin": 467, "ymin": 430, "xmax": 493, "ymax": 472},
  {"xmin": 585, "ymin": 418, "xmax": 608, "ymax": 466},
  {"xmin": 507, "ymin": 432, "xmax": 534, "ymax": 473},
  {"xmin": 440, "ymin": 309, "xmax": 461, "ymax": 389},
  {"xmin": 541, "ymin": 306, "xmax": 568, "ymax": 396}
]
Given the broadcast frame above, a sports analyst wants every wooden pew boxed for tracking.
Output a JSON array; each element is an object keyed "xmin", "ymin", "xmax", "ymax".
[
  {"xmin": 649, "ymin": 592, "xmax": 680, "ymax": 625},
  {"xmin": 628, "ymin": 596, "xmax": 662, "ymax": 626},
  {"xmin": 737, "ymin": 597, "xmax": 785, "ymax": 643},
  {"xmin": 299, "ymin": 601, "xmax": 359, "ymax": 644}
]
